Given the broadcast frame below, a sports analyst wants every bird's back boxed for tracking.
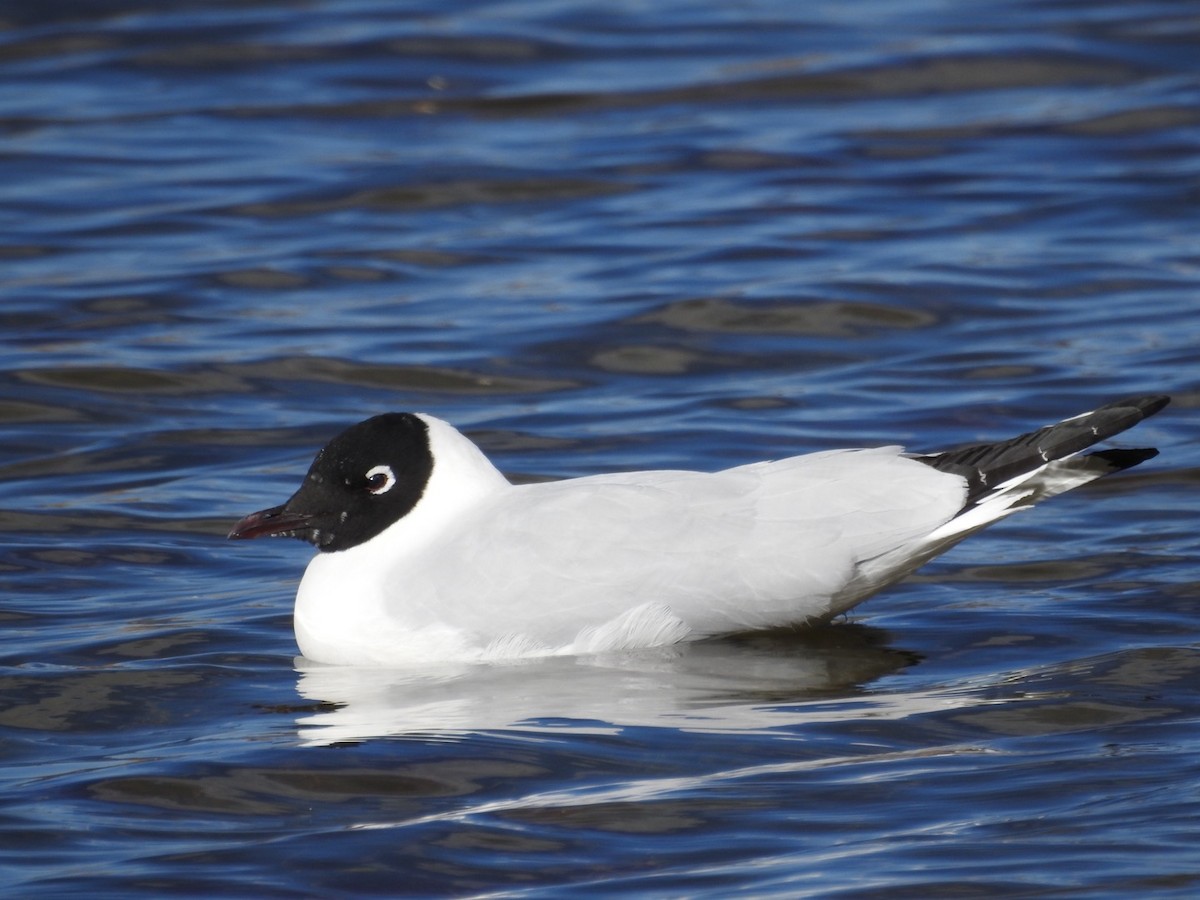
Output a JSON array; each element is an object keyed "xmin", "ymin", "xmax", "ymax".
[{"xmin": 382, "ymin": 446, "xmax": 967, "ymax": 653}]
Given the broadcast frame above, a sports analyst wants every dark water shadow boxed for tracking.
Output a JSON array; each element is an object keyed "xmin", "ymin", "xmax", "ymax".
[{"xmin": 290, "ymin": 622, "xmax": 920, "ymax": 745}]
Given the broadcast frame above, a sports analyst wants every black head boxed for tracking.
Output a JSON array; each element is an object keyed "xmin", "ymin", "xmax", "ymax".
[{"xmin": 229, "ymin": 413, "xmax": 434, "ymax": 552}]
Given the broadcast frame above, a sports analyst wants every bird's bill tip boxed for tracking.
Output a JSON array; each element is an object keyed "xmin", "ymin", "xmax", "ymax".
[{"xmin": 228, "ymin": 505, "xmax": 311, "ymax": 540}]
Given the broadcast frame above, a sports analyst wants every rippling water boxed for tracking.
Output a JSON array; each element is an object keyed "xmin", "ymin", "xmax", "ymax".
[{"xmin": 3, "ymin": 1, "xmax": 1199, "ymax": 895}]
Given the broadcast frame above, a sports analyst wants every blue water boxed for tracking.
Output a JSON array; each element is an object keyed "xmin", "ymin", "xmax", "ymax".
[{"xmin": 2, "ymin": 0, "xmax": 1199, "ymax": 895}]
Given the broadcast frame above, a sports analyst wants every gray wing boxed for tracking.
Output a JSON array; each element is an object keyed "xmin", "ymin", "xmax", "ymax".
[{"xmin": 393, "ymin": 447, "xmax": 966, "ymax": 647}]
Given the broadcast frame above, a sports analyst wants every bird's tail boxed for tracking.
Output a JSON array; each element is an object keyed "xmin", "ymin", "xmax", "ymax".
[{"xmin": 826, "ymin": 395, "xmax": 1168, "ymax": 618}]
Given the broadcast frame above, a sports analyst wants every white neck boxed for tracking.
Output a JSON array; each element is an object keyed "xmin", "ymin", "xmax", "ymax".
[{"xmin": 293, "ymin": 413, "xmax": 510, "ymax": 664}]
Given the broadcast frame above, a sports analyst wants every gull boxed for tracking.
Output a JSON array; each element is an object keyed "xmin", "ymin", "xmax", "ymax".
[{"xmin": 230, "ymin": 395, "xmax": 1168, "ymax": 666}]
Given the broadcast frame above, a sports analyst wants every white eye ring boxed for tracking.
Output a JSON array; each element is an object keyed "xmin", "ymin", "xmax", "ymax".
[{"xmin": 365, "ymin": 464, "xmax": 396, "ymax": 495}]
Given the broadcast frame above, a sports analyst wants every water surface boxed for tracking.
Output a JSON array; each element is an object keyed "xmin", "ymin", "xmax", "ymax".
[{"xmin": 2, "ymin": 0, "xmax": 1199, "ymax": 896}]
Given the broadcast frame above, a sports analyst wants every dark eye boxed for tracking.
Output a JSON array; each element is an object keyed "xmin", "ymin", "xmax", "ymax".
[{"xmin": 365, "ymin": 464, "xmax": 396, "ymax": 495}]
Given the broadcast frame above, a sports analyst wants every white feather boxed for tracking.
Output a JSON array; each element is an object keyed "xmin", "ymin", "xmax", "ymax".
[{"xmin": 295, "ymin": 414, "xmax": 970, "ymax": 666}]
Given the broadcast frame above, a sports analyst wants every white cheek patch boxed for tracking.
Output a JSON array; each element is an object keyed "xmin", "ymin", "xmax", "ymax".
[{"xmin": 366, "ymin": 464, "xmax": 397, "ymax": 495}]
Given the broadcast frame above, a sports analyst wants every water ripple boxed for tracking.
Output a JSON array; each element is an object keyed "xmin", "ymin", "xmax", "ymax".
[{"xmin": 1, "ymin": 0, "xmax": 1198, "ymax": 895}]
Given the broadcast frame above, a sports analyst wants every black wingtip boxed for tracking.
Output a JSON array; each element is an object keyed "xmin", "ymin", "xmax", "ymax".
[
  {"xmin": 1096, "ymin": 394, "xmax": 1170, "ymax": 420},
  {"xmin": 1142, "ymin": 394, "xmax": 1170, "ymax": 416},
  {"xmin": 922, "ymin": 393, "xmax": 1168, "ymax": 502},
  {"xmin": 1088, "ymin": 446, "xmax": 1159, "ymax": 474}
]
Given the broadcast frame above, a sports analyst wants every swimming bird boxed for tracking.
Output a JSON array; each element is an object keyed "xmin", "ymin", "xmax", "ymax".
[{"xmin": 230, "ymin": 395, "xmax": 1168, "ymax": 666}]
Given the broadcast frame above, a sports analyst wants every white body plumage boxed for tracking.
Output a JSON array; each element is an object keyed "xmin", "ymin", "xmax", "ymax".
[{"xmin": 230, "ymin": 397, "xmax": 1166, "ymax": 667}]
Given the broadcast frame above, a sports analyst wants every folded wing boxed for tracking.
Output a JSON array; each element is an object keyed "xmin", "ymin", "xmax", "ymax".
[{"xmin": 389, "ymin": 447, "xmax": 967, "ymax": 648}]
